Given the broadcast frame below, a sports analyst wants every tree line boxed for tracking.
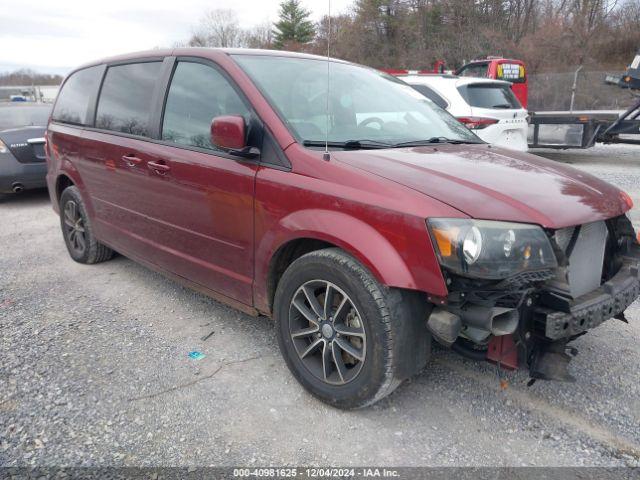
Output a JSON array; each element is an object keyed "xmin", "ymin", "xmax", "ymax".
[
  {"xmin": 183, "ymin": 0, "xmax": 640, "ymax": 73},
  {"xmin": 0, "ymin": 69, "xmax": 63, "ymax": 87}
]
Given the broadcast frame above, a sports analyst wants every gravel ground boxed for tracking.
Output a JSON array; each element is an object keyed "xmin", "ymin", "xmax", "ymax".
[{"xmin": 1, "ymin": 145, "xmax": 640, "ymax": 468}]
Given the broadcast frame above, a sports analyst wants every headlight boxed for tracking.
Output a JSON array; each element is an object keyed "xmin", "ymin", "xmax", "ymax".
[
  {"xmin": 0, "ymin": 139, "xmax": 7, "ymax": 154},
  {"xmin": 427, "ymin": 218, "xmax": 557, "ymax": 279},
  {"xmin": 462, "ymin": 226, "xmax": 482, "ymax": 264}
]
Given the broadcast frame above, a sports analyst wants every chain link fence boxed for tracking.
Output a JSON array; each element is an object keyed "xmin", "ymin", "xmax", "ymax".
[{"xmin": 528, "ymin": 70, "xmax": 638, "ymax": 111}]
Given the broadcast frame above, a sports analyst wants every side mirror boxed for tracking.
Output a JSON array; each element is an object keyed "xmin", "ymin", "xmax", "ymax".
[{"xmin": 210, "ymin": 115, "xmax": 259, "ymax": 158}]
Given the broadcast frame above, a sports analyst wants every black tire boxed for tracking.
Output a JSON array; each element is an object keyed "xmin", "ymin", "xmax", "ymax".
[
  {"xmin": 274, "ymin": 248, "xmax": 431, "ymax": 409},
  {"xmin": 59, "ymin": 186, "xmax": 114, "ymax": 264}
]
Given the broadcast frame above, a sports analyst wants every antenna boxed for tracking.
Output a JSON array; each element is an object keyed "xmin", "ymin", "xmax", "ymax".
[{"xmin": 323, "ymin": 0, "xmax": 331, "ymax": 161}]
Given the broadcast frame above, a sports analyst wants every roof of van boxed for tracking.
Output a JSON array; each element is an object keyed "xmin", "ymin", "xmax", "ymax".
[{"xmin": 70, "ymin": 48, "xmax": 350, "ymax": 75}]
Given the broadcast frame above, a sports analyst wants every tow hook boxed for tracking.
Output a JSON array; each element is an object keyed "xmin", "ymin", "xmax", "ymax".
[{"xmin": 528, "ymin": 340, "xmax": 578, "ymax": 384}]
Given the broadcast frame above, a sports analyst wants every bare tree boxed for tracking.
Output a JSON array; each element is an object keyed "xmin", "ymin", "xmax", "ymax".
[
  {"xmin": 0, "ymin": 69, "xmax": 63, "ymax": 86},
  {"xmin": 244, "ymin": 22, "xmax": 275, "ymax": 49},
  {"xmin": 189, "ymin": 9, "xmax": 245, "ymax": 48},
  {"xmin": 504, "ymin": 0, "xmax": 539, "ymax": 42},
  {"xmin": 179, "ymin": 0, "xmax": 640, "ymax": 77}
]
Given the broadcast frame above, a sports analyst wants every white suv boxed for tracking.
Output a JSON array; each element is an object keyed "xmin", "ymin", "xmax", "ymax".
[{"xmin": 398, "ymin": 74, "xmax": 529, "ymax": 151}]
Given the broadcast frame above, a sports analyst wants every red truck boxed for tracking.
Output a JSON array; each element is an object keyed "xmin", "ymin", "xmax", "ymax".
[{"xmin": 456, "ymin": 57, "xmax": 528, "ymax": 108}]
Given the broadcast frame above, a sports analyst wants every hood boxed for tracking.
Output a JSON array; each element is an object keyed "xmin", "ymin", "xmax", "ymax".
[{"xmin": 333, "ymin": 144, "xmax": 629, "ymax": 229}]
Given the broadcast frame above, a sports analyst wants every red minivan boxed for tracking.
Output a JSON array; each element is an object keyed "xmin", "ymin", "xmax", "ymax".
[{"xmin": 46, "ymin": 49, "xmax": 639, "ymax": 408}]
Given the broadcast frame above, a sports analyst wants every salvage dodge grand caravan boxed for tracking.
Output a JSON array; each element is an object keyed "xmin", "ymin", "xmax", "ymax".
[{"xmin": 46, "ymin": 49, "xmax": 640, "ymax": 408}]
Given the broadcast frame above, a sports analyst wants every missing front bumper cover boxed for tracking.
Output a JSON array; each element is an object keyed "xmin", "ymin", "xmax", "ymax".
[
  {"xmin": 435, "ymin": 236, "xmax": 639, "ymax": 383},
  {"xmin": 536, "ymin": 255, "xmax": 640, "ymax": 340}
]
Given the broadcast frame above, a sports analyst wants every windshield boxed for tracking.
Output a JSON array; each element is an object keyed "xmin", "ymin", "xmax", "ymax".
[
  {"xmin": 0, "ymin": 105, "xmax": 51, "ymax": 130},
  {"xmin": 233, "ymin": 55, "xmax": 479, "ymax": 147}
]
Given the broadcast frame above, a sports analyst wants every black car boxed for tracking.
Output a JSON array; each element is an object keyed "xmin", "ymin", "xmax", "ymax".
[{"xmin": 0, "ymin": 103, "xmax": 51, "ymax": 194}]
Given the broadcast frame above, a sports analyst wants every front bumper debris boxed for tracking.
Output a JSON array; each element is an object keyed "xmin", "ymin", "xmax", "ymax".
[
  {"xmin": 536, "ymin": 250, "xmax": 640, "ymax": 340},
  {"xmin": 529, "ymin": 340, "xmax": 578, "ymax": 382}
]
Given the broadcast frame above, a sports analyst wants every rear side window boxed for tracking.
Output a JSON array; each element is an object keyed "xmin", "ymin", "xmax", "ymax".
[
  {"xmin": 52, "ymin": 66, "xmax": 103, "ymax": 125},
  {"xmin": 162, "ymin": 62, "xmax": 250, "ymax": 151},
  {"xmin": 409, "ymin": 84, "xmax": 448, "ymax": 109},
  {"xmin": 457, "ymin": 84, "xmax": 521, "ymax": 109},
  {"xmin": 458, "ymin": 63, "xmax": 489, "ymax": 78},
  {"xmin": 96, "ymin": 62, "xmax": 162, "ymax": 137}
]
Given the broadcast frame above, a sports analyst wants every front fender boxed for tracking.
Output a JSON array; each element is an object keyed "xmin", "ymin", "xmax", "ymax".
[{"xmin": 254, "ymin": 208, "xmax": 447, "ymax": 314}]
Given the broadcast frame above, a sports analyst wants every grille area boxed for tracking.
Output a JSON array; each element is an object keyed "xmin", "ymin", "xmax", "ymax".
[{"xmin": 550, "ymin": 221, "xmax": 608, "ymax": 298}]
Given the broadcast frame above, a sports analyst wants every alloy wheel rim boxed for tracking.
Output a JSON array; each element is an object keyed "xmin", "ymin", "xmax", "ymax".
[
  {"xmin": 288, "ymin": 280, "xmax": 366, "ymax": 385},
  {"xmin": 63, "ymin": 200, "xmax": 86, "ymax": 255}
]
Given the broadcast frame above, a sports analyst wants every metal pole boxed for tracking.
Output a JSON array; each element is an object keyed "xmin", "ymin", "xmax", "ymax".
[
  {"xmin": 570, "ymin": 65, "xmax": 583, "ymax": 113},
  {"xmin": 323, "ymin": 0, "xmax": 331, "ymax": 162}
]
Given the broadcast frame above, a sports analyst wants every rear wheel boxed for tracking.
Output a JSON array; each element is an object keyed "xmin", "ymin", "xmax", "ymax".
[
  {"xmin": 59, "ymin": 186, "xmax": 114, "ymax": 264},
  {"xmin": 274, "ymin": 248, "xmax": 431, "ymax": 409}
]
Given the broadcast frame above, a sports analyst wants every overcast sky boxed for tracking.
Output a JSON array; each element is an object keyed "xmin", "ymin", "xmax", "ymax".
[{"xmin": 0, "ymin": 0, "xmax": 352, "ymax": 75}]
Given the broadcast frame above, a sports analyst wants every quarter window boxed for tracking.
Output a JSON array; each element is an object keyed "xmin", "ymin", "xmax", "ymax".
[
  {"xmin": 162, "ymin": 62, "xmax": 250, "ymax": 151},
  {"xmin": 95, "ymin": 62, "xmax": 162, "ymax": 137},
  {"xmin": 52, "ymin": 66, "xmax": 103, "ymax": 125}
]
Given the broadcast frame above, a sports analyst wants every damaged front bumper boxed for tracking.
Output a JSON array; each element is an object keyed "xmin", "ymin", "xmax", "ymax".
[
  {"xmin": 427, "ymin": 219, "xmax": 640, "ymax": 382},
  {"xmin": 537, "ymin": 251, "xmax": 640, "ymax": 340}
]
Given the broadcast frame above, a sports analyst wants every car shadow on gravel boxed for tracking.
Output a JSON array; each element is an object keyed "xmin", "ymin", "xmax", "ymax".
[{"xmin": 0, "ymin": 188, "xmax": 50, "ymax": 206}]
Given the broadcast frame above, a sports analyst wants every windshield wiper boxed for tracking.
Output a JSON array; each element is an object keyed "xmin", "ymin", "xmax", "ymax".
[
  {"xmin": 392, "ymin": 137, "xmax": 483, "ymax": 147},
  {"xmin": 491, "ymin": 104, "xmax": 513, "ymax": 109},
  {"xmin": 303, "ymin": 139, "xmax": 393, "ymax": 150},
  {"xmin": 303, "ymin": 137, "xmax": 483, "ymax": 150}
]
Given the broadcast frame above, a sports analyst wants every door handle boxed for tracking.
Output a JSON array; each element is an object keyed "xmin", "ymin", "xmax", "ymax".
[
  {"xmin": 147, "ymin": 160, "xmax": 170, "ymax": 174},
  {"xmin": 122, "ymin": 154, "xmax": 142, "ymax": 167}
]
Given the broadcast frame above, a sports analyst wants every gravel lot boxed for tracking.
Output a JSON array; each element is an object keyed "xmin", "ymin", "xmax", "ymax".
[{"xmin": 1, "ymin": 145, "xmax": 640, "ymax": 468}]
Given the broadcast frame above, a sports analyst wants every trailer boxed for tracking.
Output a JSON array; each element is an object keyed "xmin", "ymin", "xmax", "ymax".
[
  {"xmin": 528, "ymin": 50, "xmax": 640, "ymax": 149},
  {"xmin": 528, "ymin": 104, "xmax": 640, "ymax": 149}
]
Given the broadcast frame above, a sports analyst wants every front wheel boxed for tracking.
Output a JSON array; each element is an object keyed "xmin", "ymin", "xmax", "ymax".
[{"xmin": 274, "ymin": 248, "xmax": 430, "ymax": 409}]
